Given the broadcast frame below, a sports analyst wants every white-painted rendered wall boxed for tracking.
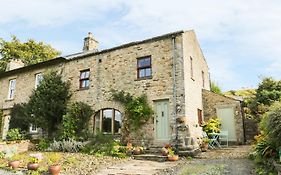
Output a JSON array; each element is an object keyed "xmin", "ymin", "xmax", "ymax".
[{"xmin": 182, "ymin": 31, "xmax": 210, "ymax": 139}]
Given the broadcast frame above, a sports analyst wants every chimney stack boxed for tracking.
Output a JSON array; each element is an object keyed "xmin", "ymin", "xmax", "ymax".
[
  {"xmin": 83, "ymin": 32, "xmax": 99, "ymax": 52},
  {"xmin": 6, "ymin": 59, "xmax": 24, "ymax": 71}
]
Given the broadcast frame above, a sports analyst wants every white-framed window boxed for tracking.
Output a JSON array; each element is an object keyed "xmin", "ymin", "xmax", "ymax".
[
  {"xmin": 79, "ymin": 69, "xmax": 90, "ymax": 89},
  {"xmin": 29, "ymin": 124, "xmax": 38, "ymax": 133},
  {"xmin": 35, "ymin": 73, "xmax": 43, "ymax": 88},
  {"xmin": 8, "ymin": 79, "xmax": 16, "ymax": 99}
]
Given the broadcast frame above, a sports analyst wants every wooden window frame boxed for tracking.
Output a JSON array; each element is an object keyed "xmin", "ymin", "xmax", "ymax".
[
  {"xmin": 137, "ymin": 56, "xmax": 152, "ymax": 79},
  {"xmin": 79, "ymin": 69, "xmax": 90, "ymax": 90},
  {"xmin": 197, "ymin": 109, "xmax": 203, "ymax": 126}
]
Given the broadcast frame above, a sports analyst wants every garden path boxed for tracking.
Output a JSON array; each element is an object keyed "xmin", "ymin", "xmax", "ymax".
[{"xmin": 96, "ymin": 145, "xmax": 256, "ymax": 175}]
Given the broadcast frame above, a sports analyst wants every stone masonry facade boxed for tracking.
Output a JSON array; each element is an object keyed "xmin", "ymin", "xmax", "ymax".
[
  {"xmin": 0, "ymin": 30, "xmax": 210, "ymax": 149},
  {"xmin": 202, "ymin": 89, "xmax": 245, "ymax": 144}
]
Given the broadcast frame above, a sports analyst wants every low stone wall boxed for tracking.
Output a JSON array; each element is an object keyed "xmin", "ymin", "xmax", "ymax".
[
  {"xmin": 244, "ymin": 118, "xmax": 259, "ymax": 142},
  {"xmin": 0, "ymin": 140, "xmax": 33, "ymax": 153}
]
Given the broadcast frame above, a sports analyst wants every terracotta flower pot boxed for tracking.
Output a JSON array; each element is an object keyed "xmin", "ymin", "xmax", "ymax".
[
  {"xmin": 27, "ymin": 162, "xmax": 40, "ymax": 170},
  {"xmin": 168, "ymin": 155, "xmax": 179, "ymax": 161},
  {"xmin": 161, "ymin": 148, "xmax": 169, "ymax": 156},
  {"xmin": 133, "ymin": 149, "xmax": 141, "ymax": 155},
  {"xmin": 8, "ymin": 160, "xmax": 20, "ymax": 169},
  {"xmin": 49, "ymin": 164, "xmax": 61, "ymax": 175}
]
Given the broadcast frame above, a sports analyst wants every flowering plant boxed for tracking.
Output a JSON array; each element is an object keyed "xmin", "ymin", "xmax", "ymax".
[{"xmin": 29, "ymin": 153, "xmax": 43, "ymax": 163}]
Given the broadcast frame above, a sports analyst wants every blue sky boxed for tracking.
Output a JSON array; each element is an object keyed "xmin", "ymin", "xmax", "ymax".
[{"xmin": 1, "ymin": 0, "xmax": 281, "ymax": 91}]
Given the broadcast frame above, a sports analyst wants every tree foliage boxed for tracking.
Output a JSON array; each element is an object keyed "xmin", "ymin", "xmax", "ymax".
[
  {"xmin": 10, "ymin": 103, "xmax": 30, "ymax": 131},
  {"xmin": 26, "ymin": 71, "xmax": 71, "ymax": 137},
  {"xmin": 0, "ymin": 36, "xmax": 60, "ymax": 72},
  {"xmin": 249, "ymin": 77, "xmax": 281, "ymax": 121},
  {"xmin": 262, "ymin": 102, "xmax": 281, "ymax": 148},
  {"xmin": 210, "ymin": 82, "xmax": 222, "ymax": 95},
  {"xmin": 60, "ymin": 102, "xmax": 93, "ymax": 140}
]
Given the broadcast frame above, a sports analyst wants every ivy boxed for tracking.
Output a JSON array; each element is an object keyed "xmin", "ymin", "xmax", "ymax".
[{"xmin": 112, "ymin": 90, "xmax": 153, "ymax": 138}]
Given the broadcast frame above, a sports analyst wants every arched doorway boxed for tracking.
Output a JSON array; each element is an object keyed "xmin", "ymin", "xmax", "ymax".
[{"xmin": 93, "ymin": 108, "xmax": 122, "ymax": 135}]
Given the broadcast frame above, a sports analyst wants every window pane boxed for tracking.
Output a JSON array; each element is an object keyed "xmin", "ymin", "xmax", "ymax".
[
  {"xmin": 139, "ymin": 69, "xmax": 145, "ymax": 78},
  {"xmin": 85, "ymin": 80, "xmax": 89, "ymax": 87},
  {"xmin": 114, "ymin": 111, "xmax": 122, "ymax": 134},
  {"xmin": 145, "ymin": 68, "xmax": 151, "ymax": 77},
  {"xmin": 94, "ymin": 111, "xmax": 100, "ymax": 133},
  {"xmin": 103, "ymin": 109, "xmax": 112, "ymax": 133},
  {"xmin": 85, "ymin": 71, "xmax": 90, "ymax": 78},
  {"xmin": 80, "ymin": 72, "xmax": 85, "ymax": 79},
  {"xmin": 138, "ymin": 57, "xmax": 151, "ymax": 67}
]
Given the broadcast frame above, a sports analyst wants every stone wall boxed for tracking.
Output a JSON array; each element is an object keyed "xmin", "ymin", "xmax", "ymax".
[
  {"xmin": 0, "ymin": 30, "xmax": 210, "ymax": 148},
  {"xmin": 62, "ymin": 34, "xmax": 184, "ymax": 146},
  {"xmin": 244, "ymin": 118, "xmax": 259, "ymax": 143},
  {"xmin": 202, "ymin": 90, "xmax": 245, "ymax": 144}
]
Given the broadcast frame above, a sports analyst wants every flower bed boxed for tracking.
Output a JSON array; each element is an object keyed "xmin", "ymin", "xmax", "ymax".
[
  {"xmin": 0, "ymin": 140, "xmax": 33, "ymax": 153},
  {"xmin": 0, "ymin": 151, "xmax": 128, "ymax": 174}
]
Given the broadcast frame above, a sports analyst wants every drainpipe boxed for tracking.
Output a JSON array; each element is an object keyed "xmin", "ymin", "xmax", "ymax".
[{"xmin": 172, "ymin": 36, "xmax": 179, "ymax": 153}]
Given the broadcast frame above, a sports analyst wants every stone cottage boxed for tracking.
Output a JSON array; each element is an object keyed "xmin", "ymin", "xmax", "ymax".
[
  {"xmin": 0, "ymin": 30, "xmax": 210, "ymax": 149},
  {"xmin": 202, "ymin": 89, "xmax": 245, "ymax": 144}
]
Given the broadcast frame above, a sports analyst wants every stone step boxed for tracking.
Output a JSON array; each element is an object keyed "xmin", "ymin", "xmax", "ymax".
[
  {"xmin": 145, "ymin": 147, "xmax": 163, "ymax": 154},
  {"xmin": 133, "ymin": 154, "xmax": 167, "ymax": 162},
  {"xmin": 178, "ymin": 148, "xmax": 201, "ymax": 157}
]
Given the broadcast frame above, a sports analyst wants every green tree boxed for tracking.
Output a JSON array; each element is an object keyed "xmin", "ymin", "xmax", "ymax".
[
  {"xmin": 0, "ymin": 36, "xmax": 60, "ymax": 72},
  {"xmin": 26, "ymin": 71, "xmax": 71, "ymax": 137},
  {"xmin": 210, "ymin": 82, "xmax": 222, "ymax": 94},
  {"xmin": 9, "ymin": 103, "xmax": 30, "ymax": 131},
  {"xmin": 249, "ymin": 77, "xmax": 281, "ymax": 120},
  {"xmin": 60, "ymin": 102, "xmax": 93, "ymax": 140}
]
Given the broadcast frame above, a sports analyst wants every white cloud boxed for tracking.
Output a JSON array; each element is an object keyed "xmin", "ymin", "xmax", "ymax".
[
  {"xmin": 0, "ymin": 0, "xmax": 125, "ymax": 27},
  {"xmin": 1, "ymin": 0, "xmax": 281, "ymax": 90}
]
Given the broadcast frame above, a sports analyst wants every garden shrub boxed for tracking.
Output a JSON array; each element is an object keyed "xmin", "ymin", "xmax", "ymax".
[
  {"xmin": 48, "ymin": 139, "xmax": 85, "ymax": 153},
  {"xmin": 6, "ymin": 128, "xmax": 23, "ymax": 140},
  {"xmin": 202, "ymin": 118, "xmax": 221, "ymax": 135},
  {"xmin": 264, "ymin": 102, "xmax": 281, "ymax": 148},
  {"xmin": 60, "ymin": 102, "xmax": 93, "ymax": 140},
  {"xmin": 82, "ymin": 133, "xmax": 127, "ymax": 158},
  {"xmin": 9, "ymin": 103, "xmax": 30, "ymax": 131},
  {"xmin": 36, "ymin": 139, "xmax": 50, "ymax": 151}
]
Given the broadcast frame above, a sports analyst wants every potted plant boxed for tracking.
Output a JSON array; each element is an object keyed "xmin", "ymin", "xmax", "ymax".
[
  {"xmin": 161, "ymin": 143, "xmax": 172, "ymax": 156},
  {"xmin": 48, "ymin": 153, "xmax": 62, "ymax": 175},
  {"xmin": 200, "ymin": 138, "xmax": 210, "ymax": 152},
  {"xmin": 133, "ymin": 146, "xmax": 143, "ymax": 155},
  {"xmin": 27, "ymin": 153, "xmax": 43, "ymax": 171},
  {"xmin": 161, "ymin": 147, "xmax": 168, "ymax": 156},
  {"xmin": 167, "ymin": 147, "xmax": 179, "ymax": 161},
  {"xmin": 8, "ymin": 154, "xmax": 21, "ymax": 169}
]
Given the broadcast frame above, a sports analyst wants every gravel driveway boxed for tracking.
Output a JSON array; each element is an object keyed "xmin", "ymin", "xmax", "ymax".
[{"xmin": 96, "ymin": 145, "xmax": 256, "ymax": 175}]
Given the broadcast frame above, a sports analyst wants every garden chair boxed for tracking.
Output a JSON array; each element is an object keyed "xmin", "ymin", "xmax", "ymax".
[
  {"xmin": 218, "ymin": 130, "xmax": 229, "ymax": 147},
  {"xmin": 208, "ymin": 132, "xmax": 221, "ymax": 149}
]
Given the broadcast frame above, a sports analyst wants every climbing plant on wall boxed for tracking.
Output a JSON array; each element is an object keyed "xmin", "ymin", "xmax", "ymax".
[{"xmin": 112, "ymin": 90, "xmax": 154, "ymax": 142}]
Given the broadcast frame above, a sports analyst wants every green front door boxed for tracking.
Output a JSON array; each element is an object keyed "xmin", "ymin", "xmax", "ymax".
[{"xmin": 155, "ymin": 100, "xmax": 169, "ymax": 141}]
